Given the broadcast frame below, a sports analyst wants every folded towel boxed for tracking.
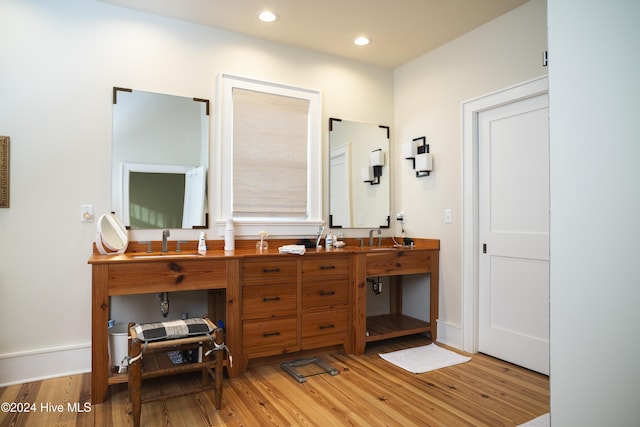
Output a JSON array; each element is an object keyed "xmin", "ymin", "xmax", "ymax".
[{"xmin": 278, "ymin": 244, "xmax": 306, "ymax": 255}]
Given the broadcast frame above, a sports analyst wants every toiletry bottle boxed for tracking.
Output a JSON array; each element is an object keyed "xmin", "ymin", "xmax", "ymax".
[
  {"xmin": 326, "ymin": 233, "xmax": 333, "ymax": 249},
  {"xmin": 198, "ymin": 231, "xmax": 207, "ymax": 255},
  {"xmin": 224, "ymin": 219, "xmax": 235, "ymax": 251}
]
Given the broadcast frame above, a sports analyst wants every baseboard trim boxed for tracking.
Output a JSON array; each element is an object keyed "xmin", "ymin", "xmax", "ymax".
[
  {"xmin": 1, "ymin": 322, "xmax": 466, "ymax": 386},
  {"xmin": 436, "ymin": 319, "xmax": 464, "ymax": 350},
  {"xmin": 0, "ymin": 343, "xmax": 91, "ymax": 387}
]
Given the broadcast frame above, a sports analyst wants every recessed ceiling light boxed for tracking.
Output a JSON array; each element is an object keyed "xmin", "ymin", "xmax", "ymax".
[
  {"xmin": 353, "ymin": 36, "xmax": 371, "ymax": 46},
  {"xmin": 258, "ymin": 11, "xmax": 279, "ymax": 23}
]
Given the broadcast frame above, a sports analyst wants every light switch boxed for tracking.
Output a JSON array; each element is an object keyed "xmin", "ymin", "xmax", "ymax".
[
  {"xmin": 81, "ymin": 204, "xmax": 94, "ymax": 222},
  {"xmin": 444, "ymin": 208, "xmax": 452, "ymax": 224}
]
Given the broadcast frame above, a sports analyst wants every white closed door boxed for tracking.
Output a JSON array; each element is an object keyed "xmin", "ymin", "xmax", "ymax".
[{"xmin": 478, "ymin": 93, "xmax": 550, "ymax": 375}]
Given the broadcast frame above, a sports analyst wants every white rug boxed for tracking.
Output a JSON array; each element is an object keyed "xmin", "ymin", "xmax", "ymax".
[
  {"xmin": 518, "ymin": 413, "xmax": 550, "ymax": 427},
  {"xmin": 379, "ymin": 343, "xmax": 471, "ymax": 374}
]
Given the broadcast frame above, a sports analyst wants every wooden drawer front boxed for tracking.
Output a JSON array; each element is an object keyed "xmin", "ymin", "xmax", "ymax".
[
  {"xmin": 242, "ymin": 283, "xmax": 297, "ymax": 319},
  {"xmin": 108, "ymin": 260, "xmax": 227, "ymax": 295},
  {"xmin": 242, "ymin": 258, "xmax": 297, "ymax": 284},
  {"xmin": 366, "ymin": 250, "xmax": 433, "ymax": 277},
  {"xmin": 302, "ymin": 278, "xmax": 349, "ymax": 309},
  {"xmin": 302, "ymin": 256, "xmax": 349, "ymax": 279},
  {"xmin": 302, "ymin": 308, "xmax": 348, "ymax": 348},
  {"xmin": 243, "ymin": 317, "xmax": 298, "ymax": 356}
]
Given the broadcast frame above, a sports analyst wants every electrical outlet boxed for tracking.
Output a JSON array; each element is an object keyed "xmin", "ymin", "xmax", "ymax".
[
  {"xmin": 396, "ymin": 212, "xmax": 405, "ymax": 221},
  {"xmin": 81, "ymin": 204, "xmax": 94, "ymax": 222}
]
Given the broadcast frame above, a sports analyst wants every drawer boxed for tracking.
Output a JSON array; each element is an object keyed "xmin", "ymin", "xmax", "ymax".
[
  {"xmin": 302, "ymin": 256, "xmax": 349, "ymax": 279},
  {"xmin": 302, "ymin": 278, "xmax": 349, "ymax": 309},
  {"xmin": 365, "ymin": 250, "xmax": 434, "ymax": 277},
  {"xmin": 243, "ymin": 317, "xmax": 298, "ymax": 356},
  {"xmin": 242, "ymin": 283, "xmax": 297, "ymax": 319},
  {"xmin": 108, "ymin": 260, "xmax": 227, "ymax": 295},
  {"xmin": 301, "ymin": 308, "xmax": 348, "ymax": 349},
  {"xmin": 242, "ymin": 258, "xmax": 297, "ymax": 284}
]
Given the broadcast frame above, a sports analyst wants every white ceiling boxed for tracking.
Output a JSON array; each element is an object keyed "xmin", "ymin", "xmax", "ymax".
[{"xmin": 97, "ymin": 0, "xmax": 529, "ymax": 69}]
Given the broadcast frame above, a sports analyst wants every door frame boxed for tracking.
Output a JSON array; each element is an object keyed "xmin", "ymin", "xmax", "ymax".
[{"xmin": 461, "ymin": 75, "xmax": 548, "ymax": 353}]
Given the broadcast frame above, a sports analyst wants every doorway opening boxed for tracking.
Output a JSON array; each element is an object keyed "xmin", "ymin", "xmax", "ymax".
[{"xmin": 461, "ymin": 76, "xmax": 549, "ymax": 373}]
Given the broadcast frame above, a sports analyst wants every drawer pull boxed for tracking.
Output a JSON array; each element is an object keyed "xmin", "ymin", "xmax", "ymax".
[
  {"xmin": 320, "ymin": 265, "xmax": 336, "ymax": 270},
  {"xmin": 263, "ymin": 331, "xmax": 281, "ymax": 337},
  {"xmin": 262, "ymin": 268, "xmax": 281, "ymax": 273},
  {"xmin": 319, "ymin": 324, "xmax": 335, "ymax": 330},
  {"xmin": 262, "ymin": 296, "xmax": 281, "ymax": 302},
  {"xmin": 319, "ymin": 290, "xmax": 336, "ymax": 296}
]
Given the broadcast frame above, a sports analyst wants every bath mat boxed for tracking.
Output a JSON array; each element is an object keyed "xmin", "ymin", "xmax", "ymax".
[
  {"xmin": 518, "ymin": 413, "xmax": 550, "ymax": 427},
  {"xmin": 379, "ymin": 343, "xmax": 471, "ymax": 374}
]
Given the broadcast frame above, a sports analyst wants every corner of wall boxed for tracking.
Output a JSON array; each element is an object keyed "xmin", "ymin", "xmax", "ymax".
[{"xmin": 436, "ymin": 319, "xmax": 463, "ymax": 350}]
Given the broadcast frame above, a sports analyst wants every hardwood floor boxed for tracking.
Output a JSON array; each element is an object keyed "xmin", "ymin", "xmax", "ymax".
[{"xmin": 0, "ymin": 335, "xmax": 549, "ymax": 426}]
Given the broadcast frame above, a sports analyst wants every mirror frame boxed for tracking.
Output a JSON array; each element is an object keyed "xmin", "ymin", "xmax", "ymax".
[
  {"xmin": 328, "ymin": 118, "xmax": 391, "ymax": 229},
  {"xmin": 112, "ymin": 87, "xmax": 210, "ymax": 230}
]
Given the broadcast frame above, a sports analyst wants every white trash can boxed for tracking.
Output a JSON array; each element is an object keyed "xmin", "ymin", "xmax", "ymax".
[{"xmin": 108, "ymin": 324, "xmax": 129, "ymax": 372}]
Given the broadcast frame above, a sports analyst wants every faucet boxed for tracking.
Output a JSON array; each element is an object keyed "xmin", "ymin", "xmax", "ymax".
[
  {"xmin": 162, "ymin": 229, "xmax": 170, "ymax": 252},
  {"xmin": 368, "ymin": 228, "xmax": 381, "ymax": 247}
]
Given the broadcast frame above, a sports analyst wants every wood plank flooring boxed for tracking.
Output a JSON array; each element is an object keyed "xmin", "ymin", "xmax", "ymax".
[{"xmin": 0, "ymin": 335, "xmax": 549, "ymax": 426}]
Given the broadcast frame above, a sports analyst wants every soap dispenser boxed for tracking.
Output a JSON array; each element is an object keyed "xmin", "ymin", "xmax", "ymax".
[{"xmin": 198, "ymin": 231, "xmax": 207, "ymax": 255}]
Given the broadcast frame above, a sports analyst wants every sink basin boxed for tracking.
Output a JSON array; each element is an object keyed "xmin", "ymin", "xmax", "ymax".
[{"xmin": 130, "ymin": 252, "xmax": 202, "ymax": 259}]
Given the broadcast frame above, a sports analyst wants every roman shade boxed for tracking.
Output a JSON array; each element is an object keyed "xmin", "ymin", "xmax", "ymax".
[{"xmin": 232, "ymin": 88, "xmax": 309, "ymax": 217}]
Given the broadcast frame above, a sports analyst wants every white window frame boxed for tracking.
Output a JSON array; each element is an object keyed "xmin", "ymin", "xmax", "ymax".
[{"xmin": 216, "ymin": 74, "xmax": 323, "ymax": 238}]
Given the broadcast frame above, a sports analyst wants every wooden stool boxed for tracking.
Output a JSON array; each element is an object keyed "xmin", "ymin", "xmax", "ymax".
[{"xmin": 127, "ymin": 316, "xmax": 225, "ymax": 427}]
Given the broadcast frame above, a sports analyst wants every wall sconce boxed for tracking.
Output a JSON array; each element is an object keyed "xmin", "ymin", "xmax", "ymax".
[
  {"xmin": 403, "ymin": 136, "xmax": 432, "ymax": 177},
  {"xmin": 362, "ymin": 148, "xmax": 385, "ymax": 185}
]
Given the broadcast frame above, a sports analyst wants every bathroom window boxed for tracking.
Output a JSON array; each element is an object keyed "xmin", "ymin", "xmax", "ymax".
[{"xmin": 218, "ymin": 75, "xmax": 322, "ymax": 236}]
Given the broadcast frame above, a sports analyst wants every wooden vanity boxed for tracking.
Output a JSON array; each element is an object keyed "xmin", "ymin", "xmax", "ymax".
[
  {"xmin": 353, "ymin": 246, "xmax": 439, "ymax": 355},
  {"xmin": 88, "ymin": 239, "xmax": 439, "ymax": 403}
]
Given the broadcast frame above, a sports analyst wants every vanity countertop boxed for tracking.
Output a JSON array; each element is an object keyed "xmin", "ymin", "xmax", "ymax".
[{"xmin": 88, "ymin": 238, "xmax": 440, "ymax": 264}]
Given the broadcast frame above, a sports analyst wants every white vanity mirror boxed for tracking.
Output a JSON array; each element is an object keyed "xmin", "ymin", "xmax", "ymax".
[
  {"xmin": 96, "ymin": 212, "xmax": 129, "ymax": 255},
  {"xmin": 112, "ymin": 88, "xmax": 209, "ymax": 229},
  {"xmin": 329, "ymin": 118, "xmax": 390, "ymax": 229}
]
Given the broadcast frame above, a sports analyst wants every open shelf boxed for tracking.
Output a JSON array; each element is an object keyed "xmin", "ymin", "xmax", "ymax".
[
  {"xmin": 365, "ymin": 314, "xmax": 431, "ymax": 343},
  {"xmin": 108, "ymin": 372, "xmax": 127, "ymax": 385}
]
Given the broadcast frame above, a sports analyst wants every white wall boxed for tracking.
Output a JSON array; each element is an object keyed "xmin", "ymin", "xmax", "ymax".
[
  {"xmin": 548, "ymin": 1, "xmax": 640, "ymax": 425},
  {"xmin": 393, "ymin": 0, "xmax": 548, "ymax": 345},
  {"xmin": 0, "ymin": 0, "xmax": 393, "ymax": 384}
]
